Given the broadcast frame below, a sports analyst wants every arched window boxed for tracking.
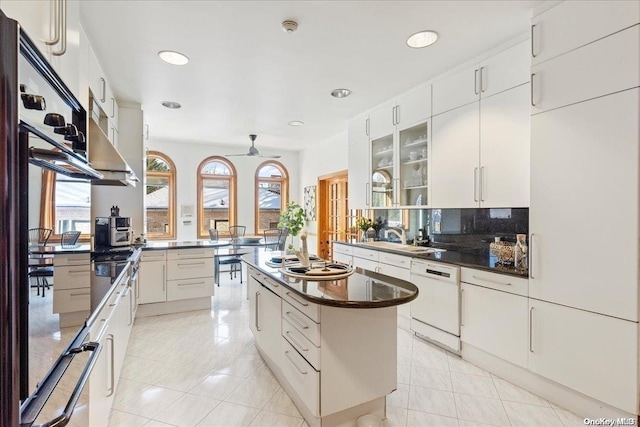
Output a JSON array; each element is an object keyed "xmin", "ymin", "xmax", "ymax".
[
  {"xmin": 255, "ymin": 161, "xmax": 288, "ymax": 233},
  {"xmin": 146, "ymin": 151, "xmax": 176, "ymax": 240},
  {"xmin": 198, "ymin": 157, "xmax": 237, "ymax": 238}
]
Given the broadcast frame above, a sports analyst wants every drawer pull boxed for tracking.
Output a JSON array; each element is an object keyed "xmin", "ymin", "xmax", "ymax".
[
  {"xmin": 70, "ymin": 292, "xmax": 90, "ymax": 297},
  {"xmin": 285, "ymin": 311, "xmax": 309, "ymax": 329},
  {"xmin": 177, "ymin": 262, "xmax": 205, "ymax": 267},
  {"xmin": 67, "ymin": 270, "xmax": 87, "ymax": 275},
  {"xmin": 177, "ymin": 281, "xmax": 205, "ymax": 287},
  {"xmin": 178, "ymin": 252, "xmax": 205, "ymax": 256},
  {"xmin": 285, "ymin": 291, "xmax": 309, "ymax": 307},
  {"xmin": 144, "ymin": 254, "xmax": 165, "ymax": 258},
  {"xmin": 284, "ymin": 350, "xmax": 307, "ymax": 375},
  {"xmin": 472, "ymin": 275, "xmax": 511, "ymax": 286},
  {"xmin": 285, "ymin": 331, "xmax": 309, "ymax": 352}
]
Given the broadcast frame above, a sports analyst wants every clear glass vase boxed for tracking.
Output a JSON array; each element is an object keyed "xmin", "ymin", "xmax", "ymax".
[{"xmin": 514, "ymin": 234, "xmax": 528, "ymax": 271}]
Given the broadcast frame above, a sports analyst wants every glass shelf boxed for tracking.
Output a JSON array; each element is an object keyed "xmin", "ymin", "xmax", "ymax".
[{"xmin": 402, "ymin": 158, "xmax": 427, "ymax": 165}]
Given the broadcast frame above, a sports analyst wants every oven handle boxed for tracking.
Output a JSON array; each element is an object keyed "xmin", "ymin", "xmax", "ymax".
[{"xmin": 20, "ymin": 331, "xmax": 101, "ymax": 427}]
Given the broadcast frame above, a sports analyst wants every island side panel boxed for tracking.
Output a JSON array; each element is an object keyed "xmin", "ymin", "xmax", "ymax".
[{"xmin": 320, "ymin": 305, "xmax": 397, "ymax": 416}]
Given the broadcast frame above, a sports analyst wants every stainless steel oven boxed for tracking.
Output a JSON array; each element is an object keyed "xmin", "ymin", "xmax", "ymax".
[{"xmin": 95, "ymin": 216, "xmax": 132, "ymax": 247}]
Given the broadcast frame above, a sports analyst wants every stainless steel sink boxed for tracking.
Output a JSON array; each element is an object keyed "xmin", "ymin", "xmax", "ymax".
[{"xmin": 360, "ymin": 241, "xmax": 446, "ymax": 254}]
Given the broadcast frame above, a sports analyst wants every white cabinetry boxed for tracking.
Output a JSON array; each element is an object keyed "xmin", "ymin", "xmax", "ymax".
[
  {"xmin": 138, "ymin": 250, "xmax": 166, "ymax": 304},
  {"xmin": 249, "ymin": 270, "xmax": 282, "ymax": 366},
  {"xmin": 332, "ymin": 242, "xmax": 353, "ymax": 265},
  {"xmin": 52, "ymin": 253, "xmax": 90, "ymax": 315},
  {"xmin": 166, "ymin": 248, "xmax": 215, "ymax": 301},
  {"xmin": 460, "ymin": 271, "xmax": 529, "ymax": 368},
  {"xmin": 528, "ymin": 299, "xmax": 638, "ymax": 414},
  {"xmin": 88, "ymin": 44, "xmax": 118, "ymax": 144},
  {"xmin": 347, "ymin": 115, "xmax": 370, "ymax": 209},
  {"xmin": 431, "ymin": 41, "xmax": 530, "ymax": 208}
]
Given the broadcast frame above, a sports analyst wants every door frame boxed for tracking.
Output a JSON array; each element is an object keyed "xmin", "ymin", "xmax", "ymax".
[{"xmin": 317, "ymin": 170, "xmax": 348, "ymax": 259}]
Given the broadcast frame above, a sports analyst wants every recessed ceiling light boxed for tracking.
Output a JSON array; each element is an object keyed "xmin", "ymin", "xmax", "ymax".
[
  {"xmin": 406, "ymin": 30, "xmax": 439, "ymax": 48},
  {"xmin": 331, "ymin": 88, "xmax": 352, "ymax": 98},
  {"xmin": 158, "ymin": 50, "xmax": 189, "ymax": 65},
  {"xmin": 161, "ymin": 101, "xmax": 181, "ymax": 109},
  {"xmin": 288, "ymin": 120, "xmax": 304, "ymax": 126}
]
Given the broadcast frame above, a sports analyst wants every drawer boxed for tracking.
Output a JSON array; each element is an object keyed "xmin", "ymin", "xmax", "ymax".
[
  {"xmin": 332, "ymin": 243, "xmax": 353, "ymax": 256},
  {"xmin": 54, "ymin": 265, "xmax": 90, "ymax": 290},
  {"xmin": 282, "ymin": 290, "xmax": 320, "ymax": 323},
  {"xmin": 378, "ymin": 263, "xmax": 410, "ymax": 281},
  {"xmin": 282, "ymin": 300, "xmax": 321, "ymax": 346},
  {"xmin": 352, "ymin": 247, "xmax": 379, "ymax": 261},
  {"xmin": 167, "ymin": 248, "xmax": 215, "ymax": 260},
  {"xmin": 53, "ymin": 288, "xmax": 90, "ymax": 313},
  {"xmin": 167, "ymin": 277, "xmax": 215, "ymax": 301},
  {"xmin": 282, "ymin": 317, "xmax": 320, "ymax": 371},
  {"xmin": 251, "ymin": 270, "xmax": 282, "ymax": 296},
  {"xmin": 280, "ymin": 337, "xmax": 319, "ymax": 417},
  {"xmin": 460, "ymin": 267, "xmax": 528, "ymax": 297},
  {"xmin": 166, "ymin": 257, "xmax": 214, "ymax": 281},
  {"xmin": 378, "ymin": 251, "xmax": 411, "ymax": 269},
  {"xmin": 352, "ymin": 257, "xmax": 378, "ymax": 273},
  {"xmin": 333, "ymin": 252, "xmax": 352, "ymax": 265},
  {"xmin": 55, "ymin": 253, "xmax": 90, "ymax": 266},
  {"xmin": 141, "ymin": 250, "xmax": 167, "ymax": 262}
]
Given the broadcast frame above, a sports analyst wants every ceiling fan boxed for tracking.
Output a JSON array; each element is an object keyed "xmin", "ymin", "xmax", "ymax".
[{"xmin": 225, "ymin": 134, "xmax": 281, "ymax": 158}]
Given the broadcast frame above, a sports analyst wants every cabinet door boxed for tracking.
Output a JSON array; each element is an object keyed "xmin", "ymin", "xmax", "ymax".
[
  {"xmin": 258, "ymin": 286, "xmax": 282, "ymax": 365},
  {"xmin": 89, "ymin": 322, "xmax": 114, "ymax": 427},
  {"xmin": 479, "ymin": 83, "xmax": 530, "ymax": 208},
  {"xmin": 432, "ymin": 64, "xmax": 479, "ymax": 116},
  {"xmin": 2, "ymin": 0, "xmax": 51, "ymax": 58},
  {"xmin": 348, "ymin": 115, "xmax": 370, "ymax": 209},
  {"xmin": 531, "ymin": 0, "xmax": 640, "ymax": 66},
  {"xmin": 530, "ymin": 89, "xmax": 639, "ymax": 321},
  {"xmin": 370, "ymin": 133, "xmax": 395, "ymax": 208},
  {"xmin": 479, "ymin": 40, "xmax": 530, "ymax": 99},
  {"xmin": 138, "ymin": 260, "xmax": 166, "ymax": 304},
  {"xmin": 396, "ymin": 83, "xmax": 430, "ymax": 128},
  {"xmin": 528, "ymin": 299, "xmax": 638, "ymax": 414},
  {"xmin": 460, "ymin": 283, "xmax": 528, "ymax": 368},
  {"xmin": 248, "ymin": 275, "xmax": 258, "ymax": 337},
  {"xmin": 88, "ymin": 44, "xmax": 107, "ymax": 106},
  {"xmin": 369, "ymin": 102, "xmax": 396, "ymax": 140},
  {"xmin": 531, "ymin": 25, "xmax": 640, "ymax": 114},
  {"xmin": 48, "ymin": 0, "xmax": 80, "ymax": 101},
  {"xmin": 398, "ymin": 120, "xmax": 429, "ymax": 206},
  {"xmin": 430, "ymin": 101, "xmax": 479, "ymax": 208}
]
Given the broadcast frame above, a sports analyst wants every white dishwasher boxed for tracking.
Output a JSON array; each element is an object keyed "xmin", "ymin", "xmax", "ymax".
[{"xmin": 410, "ymin": 260, "xmax": 461, "ymax": 353}]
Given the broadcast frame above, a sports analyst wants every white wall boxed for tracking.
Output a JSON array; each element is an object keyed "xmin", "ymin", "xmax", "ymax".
[
  {"xmin": 147, "ymin": 138, "xmax": 300, "ymax": 241},
  {"xmin": 297, "ymin": 130, "xmax": 348, "ymax": 252}
]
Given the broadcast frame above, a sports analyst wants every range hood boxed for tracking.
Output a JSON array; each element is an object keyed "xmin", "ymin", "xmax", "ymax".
[{"xmin": 88, "ymin": 101, "xmax": 138, "ymax": 187}]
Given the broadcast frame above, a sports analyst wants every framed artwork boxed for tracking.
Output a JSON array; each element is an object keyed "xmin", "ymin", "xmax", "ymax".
[{"xmin": 304, "ymin": 185, "xmax": 316, "ymax": 221}]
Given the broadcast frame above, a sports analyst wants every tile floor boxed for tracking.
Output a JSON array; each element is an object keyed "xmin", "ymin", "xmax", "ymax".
[{"xmin": 29, "ymin": 268, "xmax": 586, "ymax": 426}]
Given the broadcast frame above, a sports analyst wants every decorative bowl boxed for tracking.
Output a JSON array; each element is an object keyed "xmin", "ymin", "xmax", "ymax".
[{"xmin": 489, "ymin": 241, "xmax": 515, "ymax": 264}]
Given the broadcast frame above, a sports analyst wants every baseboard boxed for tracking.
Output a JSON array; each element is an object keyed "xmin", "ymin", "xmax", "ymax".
[
  {"xmin": 135, "ymin": 297, "xmax": 211, "ymax": 318},
  {"xmin": 462, "ymin": 343, "xmax": 637, "ymax": 420}
]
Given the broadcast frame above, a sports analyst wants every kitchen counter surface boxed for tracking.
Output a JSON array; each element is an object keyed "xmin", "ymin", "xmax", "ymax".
[
  {"xmin": 334, "ymin": 240, "xmax": 528, "ymax": 278},
  {"xmin": 29, "ymin": 244, "xmax": 91, "ymax": 254},
  {"xmin": 141, "ymin": 240, "xmax": 231, "ymax": 250},
  {"xmin": 243, "ymin": 249, "xmax": 418, "ymax": 308}
]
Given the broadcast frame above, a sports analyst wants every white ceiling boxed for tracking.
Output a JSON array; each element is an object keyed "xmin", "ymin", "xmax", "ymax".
[{"xmin": 80, "ymin": 1, "xmax": 540, "ymax": 152}]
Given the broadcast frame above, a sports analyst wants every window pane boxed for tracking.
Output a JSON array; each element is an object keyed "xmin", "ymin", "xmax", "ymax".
[
  {"xmin": 147, "ymin": 157, "xmax": 171, "ymax": 172},
  {"xmin": 146, "ymin": 175, "xmax": 170, "ymax": 234},
  {"xmin": 201, "ymin": 161, "xmax": 231, "ymax": 176},
  {"xmin": 202, "ymin": 177, "xmax": 230, "ymax": 234},
  {"xmin": 258, "ymin": 164, "xmax": 282, "ymax": 178},
  {"xmin": 257, "ymin": 180, "xmax": 281, "ymax": 230},
  {"xmin": 55, "ymin": 177, "xmax": 91, "ymax": 234}
]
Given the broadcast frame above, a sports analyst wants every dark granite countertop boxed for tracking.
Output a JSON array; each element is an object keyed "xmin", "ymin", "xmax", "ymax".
[
  {"xmin": 141, "ymin": 240, "xmax": 230, "ymax": 250},
  {"xmin": 243, "ymin": 249, "xmax": 418, "ymax": 309},
  {"xmin": 334, "ymin": 240, "xmax": 528, "ymax": 278},
  {"xmin": 29, "ymin": 244, "xmax": 91, "ymax": 254}
]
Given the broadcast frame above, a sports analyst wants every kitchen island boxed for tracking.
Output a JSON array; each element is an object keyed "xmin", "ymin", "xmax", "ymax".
[{"xmin": 243, "ymin": 249, "xmax": 418, "ymax": 427}]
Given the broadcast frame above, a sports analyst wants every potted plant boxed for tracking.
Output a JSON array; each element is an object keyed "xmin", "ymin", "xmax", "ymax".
[
  {"xmin": 356, "ymin": 217, "xmax": 373, "ymax": 241},
  {"xmin": 278, "ymin": 202, "xmax": 305, "ymax": 253}
]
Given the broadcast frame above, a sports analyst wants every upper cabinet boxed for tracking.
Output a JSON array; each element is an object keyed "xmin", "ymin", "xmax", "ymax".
[
  {"xmin": 88, "ymin": 44, "xmax": 119, "ymax": 145},
  {"xmin": 431, "ymin": 41, "xmax": 531, "ymax": 208},
  {"xmin": 347, "ymin": 115, "xmax": 370, "ymax": 209},
  {"xmin": 3, "ymin": 0, "xmax": 84, "ymax": 103}
]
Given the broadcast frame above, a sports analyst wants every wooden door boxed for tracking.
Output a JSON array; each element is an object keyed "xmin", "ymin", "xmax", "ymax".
[{"xmin": 318, "ymin": 171, "xmax": 356, "ymax": 260}]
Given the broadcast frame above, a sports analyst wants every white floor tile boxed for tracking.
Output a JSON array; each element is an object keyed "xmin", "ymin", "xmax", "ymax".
[
  {"xmin": 447, "ymin": 354, "xmax": 491, "ymax": 377},
  {"xmin": 224, "ymin": 377, "xmax": 281, "ymax": 409},
  {"xmin": 406, "ymin": 410, "xmax": 459, "ymax": 427},
  {"xmin": 491, "ymin": 375, "xmax": 550, "ymax": 407},
  {"xmin": 248, "ymin": 410, "xmax": 304, "ymax": 427},
  {"xmin": 503, "ymin": 401, "xmax": 562, "ymax": 426},
  {"xmin": 112, "ymin": 384, "xmax": 183, "ymax": 419},
  {"xmin": 388, "ymin": 383, "xmax": 410, "ymax": 409},
  {"xmin": 385, "ymin": 405, "xmax": 408, "ymax": 427},
  {"xmin": 552, "ymin": 405, "xmax": 586, "ymax": 427},
  {"xmin": 196, "ymin": 401, "xmax": 260, "ymax": 427},
  {"xmin": 108, "ymin": 409, "xmax": 150, "ymax": 427},
  {"xmin": 397, "ymin": 363, "xmax": 412, "ymax": 385},
  {"xmin": 143, "ymin": 420, "xmax": 177, "ymax": 427},
  {"xmin": 454, "ymin": 394, "xmax": 510, "ymax": 426},
  {"xmin": 152, "ymin": 393, "xmax": 221, "ymax": 427},
  {"xmin": 410, "ymin": 365, "xmax": 453, "ymax": 392},
  {"xmin": 188, "ymin": 372, "xmax": 245, "ymax": 401},
  {"xmin": 450, "ymin": 372, "xmax": 499, "ymax": 399},
  {"xmin": 263, "ymin": 387, "xmax": 302, "ymax": 418},
  {"xmin": 408, "ymin": 385, "xmax": 457, "ymax": 418}
]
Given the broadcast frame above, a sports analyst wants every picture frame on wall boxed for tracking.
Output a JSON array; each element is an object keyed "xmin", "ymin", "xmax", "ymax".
[{"xmin": 304, "ymin": 185, "xmax": 316, "ymax": 221}]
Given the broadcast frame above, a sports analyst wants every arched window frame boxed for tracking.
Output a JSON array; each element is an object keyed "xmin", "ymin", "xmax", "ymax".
[
  {"xmin": 197, "ymin": 156, "xmax": 237, "ymax": 238},
  {"xmin": 146, "ymin": 151, "xmax": 177, "ymax": 240},
  {"xmin": 254, "ymin": 161, "xmax": 289, "ymax": 234}
]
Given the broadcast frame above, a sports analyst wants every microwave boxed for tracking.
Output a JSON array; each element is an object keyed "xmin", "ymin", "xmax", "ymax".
[{"xmin": 95, "ymin": 216, "xmax": 132, "ymax": 247}]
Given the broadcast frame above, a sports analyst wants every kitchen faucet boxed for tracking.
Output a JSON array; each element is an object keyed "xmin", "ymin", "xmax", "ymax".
[{"xmin": 385, "ymin": 227, "xmax": 407, "ymax": 245}]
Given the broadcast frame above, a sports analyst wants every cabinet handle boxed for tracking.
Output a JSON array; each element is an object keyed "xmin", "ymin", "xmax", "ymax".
[
  {"xmin": 474, "ymin": 69, "xmax": 479, "ymax": 95},
  {"xmin": 365, "ymin": 118, "xmax": 370, "ymax": 136},
  {"xmin": 255, "ymin": 291, "xmax": 261, "ymax": 331},
  {"xmin": 529, "ymin": 307, "xmax": 534, "ymax": 353},
  {"xmin": 177, "ymin": 281, "xmax": 205, "ymax": 287},
  {"xmin": 111, "ymin": 97, "xmax": 115, "ymax": 118},
  {"xmin": 365, "ymin": 182, "xmax": 370, "ymax": 206},
  {"xmin": 144, "ymin": 124, "xmax": 150, "ymax": 140},
  {"xmin": 480, "ymin": 166, "xmax": 485, "ymax": 202},
  {"xmin": 128, "ymin": 287, "xmax": 133, "ymax": 326},
  {"xmin": 70, "ymin": 292, "xmax": 90, "ymax": 297},
  {"xmin": 52, "ymin": 0, "xmax": 67, "ymax": 56},
  {"xmin": 531, "ymin": 24, "xmax": 537, "ymax": 58},
  {"xmin": 178, "ymin": 261, "xmax": 206, "ymax": 267},
  {"xmin": 472, "ymin": 275, "xmax": 510, "ymax": 286},
  {"xmin": 67, "ymin": 270, "xmax": 87, "ymax": 275},
  {"xmin": 395, "ymin": 105, "xmax": 400, "ymax": 125},
  {"xmin": 530, "ymin": 74, "xmax": 536, "ymax": 107},
  {"xmin": 44, "ymin": 0, "xmax": 61, "ymax": 46},
  {"xmin": 391, "ymin": 106, "xmax": 396, "ymax": 126},
  {"xmin": 473, "ymin": 167, "xmax": 479, "ymax": 202},
  {"xmin": 479, "ymin": 67, "xmax": 485, "ymax": 93},
  {"xmin": 284, "ymin": 351, "xmax": 308, "ymax": 375},
  {"xmin": 162, "ymin": 265, "xmax": 166, "ymax": 291},
  {"xmin": 460, "ymin": 288, "xmax": 465, "ymax": 327},
  {"xmin": 285, "ymin": 291, "xmax": 309, "ymax": 307},
  {"xmin": 529, "ymin": 233, "xmax": 536, "ymax": 279},
  {"xmin": 285, "ymin": 331, "xmax": 309, "ymax": 352},
  {"xmin": 285, "ymin": 311, "xmax": 309, "ymax": 330},
  {"xmin": 99, "ymin": 78, "xmax": 106, "ymax": 103},
  {"xmin": 106, "ymin": 334, "xmax": 115, "ymax": 396}
]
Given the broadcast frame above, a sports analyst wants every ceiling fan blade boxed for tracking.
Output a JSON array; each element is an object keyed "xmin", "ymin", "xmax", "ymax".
[
  {"xmin": 258, "ymin": 154, "xmax": 281, "ymax": 158},
  {"xmin": 224, "ymin": 153, "xmax": 248, "ymax": 157}
]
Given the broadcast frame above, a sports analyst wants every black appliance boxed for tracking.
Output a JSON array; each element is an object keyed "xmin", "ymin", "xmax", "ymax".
[{"xmin": 95, "ymin": 216, "xmax": 133, "ymax": 248}]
